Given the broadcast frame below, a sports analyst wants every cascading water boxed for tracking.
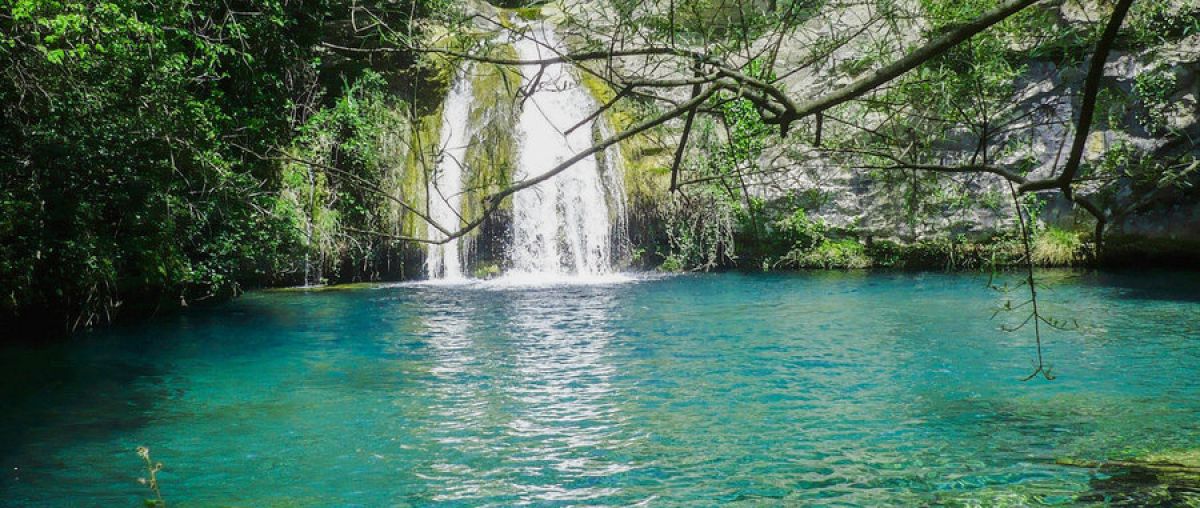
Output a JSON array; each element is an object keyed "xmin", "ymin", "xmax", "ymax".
[
  {"xmin": 424, "ymin": 27, "xmax": 628, "ymax": 282},
  {"xmin": 507, "ymin": 29, "xmax": 626, "ymax": 279},
  {"xmin": 424, "ymin": 68, "xmax": 473, "ymax": 280}
]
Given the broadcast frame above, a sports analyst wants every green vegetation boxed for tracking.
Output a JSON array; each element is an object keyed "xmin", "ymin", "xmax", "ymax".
[
  {"xmin": 472, "ymin": 263, "xmax": 502, "ymax": 279},
  {"xmin": 1058, "ymin": 449, "xmax": 1200, "ymax": 505},
  {"xmin": 281, "ymin": 72, "xmax": 419, "ymax": 285},
  {"xmin": 266, "ymin": 282, "xmax": 382, "ymax": 293},
  {"xmin": 136, "ymin": 446, "xmax": 165, "ymax": 507},
  {"xmin": 0, "ymin": 0, "xmax": 448, "ymax": 336},
  {"xmin": 641, "ymin": 0, "xmax": 1197, "ymax": 273},
  {"xmin": 3, "ymin": 0, "xmax": 1197, "ymax": 336},
  {"xmin": 463, "ymin": 49, "xmax": 522, "ymax": 220},
  {"xmin": 1032, "ymin": 227, "xmax": 1084, "ymax": 266},
  {"xmin": 1133, "ymin": 66, "xmax": 1179, "ymax": 132},
  {"xmin": 781, "ymin": 239, "xmax": 872, "ymax": 269},
  {"xmin": 1126, "ymin": 0, "xmax": 1200, "ymax": 45}
]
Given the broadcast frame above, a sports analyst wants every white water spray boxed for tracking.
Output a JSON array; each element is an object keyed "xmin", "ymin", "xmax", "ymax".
[
  {"xmin": 507, "ymin": 29, "xmax": 627, "ymax": 279},
  {"xmin": 425, "ymin": 69, "xmax": 473, "ymax": 280},
  {"xmin": 424, "ymin": 28, "xmax": 628, "ymax": 283}
]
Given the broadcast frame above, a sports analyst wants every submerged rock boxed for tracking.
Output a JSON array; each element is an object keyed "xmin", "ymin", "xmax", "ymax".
[{"xmin": 1058, "ymin": 450, "xmax": 1200, "ymax": 505}]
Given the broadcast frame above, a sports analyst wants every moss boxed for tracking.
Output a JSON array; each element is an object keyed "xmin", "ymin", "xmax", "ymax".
[
  {"xmin": 576, "ymin": 71, "xmax": 673, "ymax": 208},
  {"xmin": 513, "ymin": 5, "xmax": 545, "ymax": 20},
  {"xmin": 402, "ymin": 107, "xmax": 439, "ymax": 239},
  {"xmin": 377, "ymin": 113, "xmax": 417, "ymax": 237},
  {"xmin": 462, "ymin": 45, "xmax": 522, "ymax": 221},
  {"xmin": 495, "ymin": 2, "xmax": 560, "ymax": 27},
  {"xmin": 408, "ymin": 24, "xmax": 468, "ymax": 111},
  {"xmin": 395, "ymin": 45, "xmax": 519, "ymax": 244}
]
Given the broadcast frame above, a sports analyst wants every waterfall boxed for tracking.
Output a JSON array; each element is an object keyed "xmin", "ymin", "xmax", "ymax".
[
  {"xmin": 424, "ymin": 28, "xmax": 628, "ymax": 282},
  {"xmin": 425, "ymin": 68, "xmax": 473, "ymax": 280},
  {"xmin": 507, "ymin": 29, "xmax": 626, "ymax": 279}
]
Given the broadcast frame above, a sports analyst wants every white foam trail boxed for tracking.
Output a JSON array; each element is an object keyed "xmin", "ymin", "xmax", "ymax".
[{"xmin": 425, "ymin": 68, "xmax": 473, "ymax": 280}]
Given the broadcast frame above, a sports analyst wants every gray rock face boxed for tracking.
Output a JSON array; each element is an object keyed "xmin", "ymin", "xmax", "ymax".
[
  {"xmin": 738, "ymin": 6, "xmax": 1199, "ymax": 244},
  {"xmin": 544, "ymin": 1, "xmax": 1200, "ymax": 246}
]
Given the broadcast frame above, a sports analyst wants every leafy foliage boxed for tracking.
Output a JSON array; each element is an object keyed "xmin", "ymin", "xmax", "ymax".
[
  {"xmin": 0, "ymin": 0, "xmax": 445, "ymax": 335},
  {"xmin": 1133, "ymin": 66, "xmax": 1179, "ymax": 132}
]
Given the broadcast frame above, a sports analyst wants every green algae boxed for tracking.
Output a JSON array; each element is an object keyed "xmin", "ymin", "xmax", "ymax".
[
  {"xmin": 576, "ymin": 70, "xmax": 673, "ymax": 208},
  {"xmin": 462, "ymin": 45, "xmax": 523, "ymax": 220}
]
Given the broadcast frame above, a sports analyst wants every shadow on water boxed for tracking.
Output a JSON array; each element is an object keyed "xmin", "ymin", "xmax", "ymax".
[
  {"xmin": 1079, "ymin": 469, "xmax": 1200, "ymax": 506},
  {"xmin": 0, "ymin": 342, "xmax": 168, "ymax": 458},
  {"xmin": 1090, "ymin": 270, "xmax": 1200, "ymax": 303},
  {"xmin": 0, "ymin": 332, "xmax": 178, "ymax": 499},
  {"xmin": 0, "ymin": 291, "xmax": 334, "ymax": 485}
]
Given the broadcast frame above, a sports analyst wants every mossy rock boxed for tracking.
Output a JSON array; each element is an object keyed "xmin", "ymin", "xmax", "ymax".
[
  {"xmin": 1059, "ymin": 450, "xmax": 1200, "ymax": 505},
  {"xmin": 512, "ymin": 5, "xmax": 545, "ymax": 20},
  {"xmin": 463, "ymin": 45, "xmax": 522, "ymax": 220},
  {"xmin": 575, "ymin": 71, "xmax": 672, "ymax": 207}
]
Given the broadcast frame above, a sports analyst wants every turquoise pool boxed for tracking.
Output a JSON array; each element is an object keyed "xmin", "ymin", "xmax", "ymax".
[{"xmin": 2, "ymin": 271, "xmax": 1198, "ymax": 506}]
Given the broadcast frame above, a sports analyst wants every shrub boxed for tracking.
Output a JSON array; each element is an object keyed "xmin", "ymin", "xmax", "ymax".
[
  {"xmin": 472, "ymin": 263, "xmax": 502, "ymax": 279},
  {"xmin": 774, "ymin": 209, "xmax": 827, "ymax": 251},
  {"xmin": 1032, "ymin": 228, "xmax": 1083, "ymax": 266},
  {"xmin": 658, "ymin": 254, "xmax": 685, "ymax": 272},
  {"xmin": 781, "ymin": 239, "xmax": 872, "ymax": 269}
]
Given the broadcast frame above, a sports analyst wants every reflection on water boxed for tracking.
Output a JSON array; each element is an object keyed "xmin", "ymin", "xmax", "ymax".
[
  {"xmin": 501, "ymin": 290, "xmax": 633, "ymax": 502},
  {"xmin": 416, "ymin": 296, "xmax": 490, "ymax": 500},
  {"xmin": 0, "ymin": 271, "xmax": 1198, "ymax": 506},
  {"xmin": 412, "ymin": 286, "xmax": 639, "ymax": 504}
]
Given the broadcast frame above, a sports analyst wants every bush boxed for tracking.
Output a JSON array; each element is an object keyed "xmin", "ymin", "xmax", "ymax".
[
  {"xmin": 658, "ymin": 255, "xmax": 685, "ymax": 272},
  {"xmin": 781, "ymin": 239, "xmax": 872, "ymax": 269},
  {"xmin": 1032, "ymin": 228, "xmax": 1084, "ymax": 266}
]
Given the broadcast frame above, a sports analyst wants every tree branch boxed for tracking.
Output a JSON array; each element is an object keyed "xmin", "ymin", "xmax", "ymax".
[{"xmin": 1024, "ymin": 0, "xmax": 1135, "ymax": 196}]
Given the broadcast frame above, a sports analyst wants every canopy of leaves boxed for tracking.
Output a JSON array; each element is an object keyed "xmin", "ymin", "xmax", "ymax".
[{"xmin": 0, "ymin": 0, "xmax": 445, "ymax": 336}]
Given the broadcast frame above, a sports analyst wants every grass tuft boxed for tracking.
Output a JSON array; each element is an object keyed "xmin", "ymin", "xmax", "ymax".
[{"xmin": 1032, "ymin": 228, "xmax": 1083, "ymax": 266}]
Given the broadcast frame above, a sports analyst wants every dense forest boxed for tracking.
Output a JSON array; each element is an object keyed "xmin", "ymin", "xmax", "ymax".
[
  {"xmin": 1, "ymin": 0, "xmax": 449, "ymax": 334},
  {"xmin": 2, "ymin": 0, "xmax": 1198, "ymax": 336}
]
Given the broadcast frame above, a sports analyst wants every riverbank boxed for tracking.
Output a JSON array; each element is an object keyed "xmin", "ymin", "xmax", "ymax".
[{"xmin": 6, "ymin": 232, "xmax": 1196, "ymax": 343}]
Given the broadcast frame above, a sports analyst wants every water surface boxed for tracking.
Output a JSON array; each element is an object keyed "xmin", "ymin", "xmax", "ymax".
[{"xmin": 2, "ymin": 271, "xmax": 1198, "ymax": 506}]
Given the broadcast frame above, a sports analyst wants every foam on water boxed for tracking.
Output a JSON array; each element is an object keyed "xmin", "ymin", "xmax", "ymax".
[{"xmin": 395, "ymin": 271, "xmax": 645, "ymax": 290}]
